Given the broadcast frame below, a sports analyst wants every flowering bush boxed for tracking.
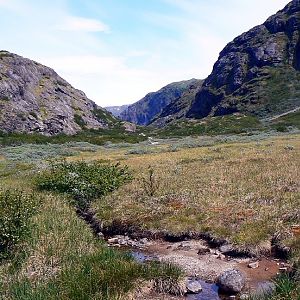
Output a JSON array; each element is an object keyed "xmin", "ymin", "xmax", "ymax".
[{"xmin": 36, "ymin": 160, "xmax": 132, "ymax": 209}]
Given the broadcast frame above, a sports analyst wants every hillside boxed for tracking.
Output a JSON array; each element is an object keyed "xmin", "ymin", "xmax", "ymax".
[
  {"xmin": 187, "ymin": 0, "xmax": 300, "ymax": 119},
  {"xmin": 151, "ymin": 79, "xmax": 203, "ymax": 127},
  {"xmin": 0, "ymin": 51, "xmax": 117, "ymax": 135},
  {"xmin": 120, "ymin": 78, "xmax": 199, "ymax": 125}
]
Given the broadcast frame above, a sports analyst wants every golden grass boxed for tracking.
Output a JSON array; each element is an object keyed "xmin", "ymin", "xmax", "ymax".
[{"xmin": 90, "ymin": 134, "xmax": 300, "ymax": 250}]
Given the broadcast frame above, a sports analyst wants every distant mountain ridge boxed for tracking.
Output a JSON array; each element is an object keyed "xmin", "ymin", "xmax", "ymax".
[
  {"xmin": 151, "ymin": 79, "xmax": 204, "ymax": 127},
  {"xmin": 105, "ymin": 105, "xmax": 129, "ymax": 117},
  {"xmin": 118, "ymin": 1, "xmax": 299, "ymax": 129},
  {"xmin": 119, "ymin": 79, "xmax": 200, "ymax": 125},
  {"xmin": 0, "ymin": 51, "xmax": 117, "ymax": 135}
]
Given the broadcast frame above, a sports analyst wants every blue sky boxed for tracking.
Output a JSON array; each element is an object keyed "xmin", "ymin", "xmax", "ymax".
[{"xmin": 0, "ymin": 0, "xmax": 289, "ymax": 106}]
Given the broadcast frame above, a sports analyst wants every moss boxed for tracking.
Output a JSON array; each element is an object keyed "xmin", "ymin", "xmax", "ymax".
[
  {"xmin": 74, "ymin": 114, "xmax": 86, "ymax": 128},
  {"xmin": 0, "ymin": 51, "xmax": 13, "ymax": 59},
  {"xmin": 92, "ymin": 108, "xmax": 118, "ymax": 125},
  {"xmin": 0, "ymin": 96, "xmax": 10, "ymax": 102}
]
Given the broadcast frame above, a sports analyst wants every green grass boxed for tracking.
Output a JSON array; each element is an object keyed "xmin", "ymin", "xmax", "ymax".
[
  {"xmin": 0, "ymin": 158, "xmax": 182, "ymax": 299},
  {"xmin": 0, "ymin": 129, "xmax": 147, "ymax": 147},
  {"xmin": 0, "ymin": 189, "xmax": 39, "ymax": 258},
  {"xmin": 250, "ymin": 274, "xmax": 300, "ymax": 300},
  {"xmin": 270, "ymin": 111, "xmax": 300, "ymax": 132},
  {"xmin": 10, "ymin": 249, "xmax": 182, "ymax": 300},
  {"xmin": 154, "ymin": 114, "xmax": 263, "ymax": 137}
]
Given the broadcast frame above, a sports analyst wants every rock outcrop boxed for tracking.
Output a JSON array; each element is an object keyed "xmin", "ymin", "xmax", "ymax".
[
  {"xmin": 0, "ymin": 51, "xmax": 116, "ymax": 135},
  {"xmin": 187, "ymin": 0, "xmax": 300, "ymax": 119}
]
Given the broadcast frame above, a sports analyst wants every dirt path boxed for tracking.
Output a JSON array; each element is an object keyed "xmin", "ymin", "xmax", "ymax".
[{"xmin": 264, "ymin": 106, "xmax": 300, "ymax": 121}]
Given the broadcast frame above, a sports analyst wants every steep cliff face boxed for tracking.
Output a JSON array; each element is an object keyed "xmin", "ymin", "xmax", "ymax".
[
  {"xmin": 120, "ymin": 79, "xmax": 199, "ymax": 125},
  {"xmin": 187, "ymin": 0, "xmax": 300, "ymax": 119},
  {"xmin": 0, "ymin": 51, "xmax": 116, "ymax": 135}
]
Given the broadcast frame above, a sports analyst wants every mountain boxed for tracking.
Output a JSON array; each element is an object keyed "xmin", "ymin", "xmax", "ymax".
[
  {"xmin": 105, "ymin": 105, "xmax": 129, "ymax": 117},
  {"xmin": 119, "ymin": 79, "xmax": 199, "ymax": 125},
  {"xmin": 0, "ymin": 51, "xmax": 117, "ymax": 135},
  {"xmin": 187, "ymin": 0, "xmax": 300, "ymax": 119},
  {"xmin": 151, "ymin": 79, "xmax": 203, "ymax": 127}
]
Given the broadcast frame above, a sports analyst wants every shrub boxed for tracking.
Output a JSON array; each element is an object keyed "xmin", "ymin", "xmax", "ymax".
[
  {"xmin": 36, "ymin": 160, "xmax": 132, "ymax": 209},
  {"xmin": 140, "ymin": 167, "xmax": 160, "ymax": 197},
  {"xmin": 74, "ymin": 114, "xmax": 86, "ymax": 128},
  {"xmin": 0, "ymin": 190, "xmax": 39, "ymax": 257}
]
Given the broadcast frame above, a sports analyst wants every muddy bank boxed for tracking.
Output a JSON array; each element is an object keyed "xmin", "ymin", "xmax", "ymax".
[
  {"xmin": 77, "ymin": 208, "xmax": 291, "ymax": 299},
  {"xmin": 77, "ymin": 208, "xmax": 290, "ymax": 260}
]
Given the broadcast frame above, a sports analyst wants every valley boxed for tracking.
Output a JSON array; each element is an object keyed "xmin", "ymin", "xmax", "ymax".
[{"xmin": 0, "ymin": 0, "xmax": 299, "ymax": 299}]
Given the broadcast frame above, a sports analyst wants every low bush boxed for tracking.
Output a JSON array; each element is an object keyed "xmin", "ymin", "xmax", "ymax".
[
  {"xmin": 251, "ymin": 274, "xmax": 300, "ymax": 300},
  {"xmin": 36, "ymin": 160, "xmax": 132, "ymax": 209},
  {"xmin": 0, "ymin": 190, "xmax": 39, "ymax": 257}
]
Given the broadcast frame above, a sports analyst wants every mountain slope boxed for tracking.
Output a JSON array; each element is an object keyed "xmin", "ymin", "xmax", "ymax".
[
  {"xmin": 151, "ymin": 79, "xmax": 203, "ymax": 127},
  {"xmin": 120, "ymin": 79, "xmax": 199, "ymax": 125},
  {"xmin": 0, "ymin": 51, "xmax": 117, "ymax": 135},
  {"xmin": 187, "ymin": 0, "xmax": 300, "ymax": 119},
  {"xmin": 105, "ymin": 105, "xmax": 129, "ymax": 117}
]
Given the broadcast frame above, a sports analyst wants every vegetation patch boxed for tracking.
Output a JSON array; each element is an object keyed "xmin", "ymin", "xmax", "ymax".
[
  {"xmin": 36, "ymin": 160, "xmax": 132, "ymax": 209},
  {"xmin": 0, "ymin": 189, "xmax": 39, "ymax": 257},
  {"xmin": 74, "ymin": 114, "xmax": 86, "ymax": 128}
]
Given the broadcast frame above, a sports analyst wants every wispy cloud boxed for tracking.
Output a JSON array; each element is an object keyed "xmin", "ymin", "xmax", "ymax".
[
  {"xmin": 57, "ymin": 16, "xmax": 110, "ymax": 33},
  {"xmin": 0, "ymin": 0, "xmax": 291, "ymax": 106}
]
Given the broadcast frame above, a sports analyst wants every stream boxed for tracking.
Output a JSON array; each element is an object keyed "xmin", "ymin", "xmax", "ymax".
[{"xmin": 131, "ymin": 250, "xmax": 225, "ymax": 300}]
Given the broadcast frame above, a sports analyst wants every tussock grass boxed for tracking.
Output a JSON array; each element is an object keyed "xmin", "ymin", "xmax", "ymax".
[
  {"xmin": 0, "ymin": 156, "xmax": 182, "ymax": 299},
  {"xmin": 93, "ymin": 134, "xmax": 300, "ymax": 252}
]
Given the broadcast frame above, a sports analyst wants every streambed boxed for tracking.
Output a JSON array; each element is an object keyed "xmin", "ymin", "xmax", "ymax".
[{"xmin": 116, "ymin": 239, "xmax": 285, "ymax": 300}]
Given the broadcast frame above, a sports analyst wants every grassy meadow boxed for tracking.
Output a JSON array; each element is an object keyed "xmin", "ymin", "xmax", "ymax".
[{"xmin": 0, "ymin": 131, "xmax": 299, "ymax": 299}]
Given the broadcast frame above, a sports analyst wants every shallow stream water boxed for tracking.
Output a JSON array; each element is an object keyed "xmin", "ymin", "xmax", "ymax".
[{"xmin": 131, "ymin": 250, "xmax": 223, "ymax": 300}]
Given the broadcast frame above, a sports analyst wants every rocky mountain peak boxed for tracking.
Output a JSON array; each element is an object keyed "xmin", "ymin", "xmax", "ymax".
[
  {"xmin": 0, "ymin": 51, "xmax": 116, "ymax": 135},
  {"xmin": 187, "ymin": 0, "xmax": 300, "ymax": 119}
]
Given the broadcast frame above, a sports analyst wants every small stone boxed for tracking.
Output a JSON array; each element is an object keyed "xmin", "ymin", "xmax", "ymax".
[
  {"xmin": 186, "ymin": 280, "xmax": 202, "ymax": 294},
  {"xmin": 175, "ymin": 242, "xmax": 192, "ymax": 251},
  {"xmin": 197, "ymin": 246, "xmax": 210, "ymax": 255},
  {"xmin": 107, "ymin": 237, "xmax": 119, "ymax": 244},
  {"xmin": 219, "ymin": 244, "xmax": 233, "ymax": 253},
  {"xmin": 265, "ymin": 268, "xmax": 269, "ymax": 271},
  {"xmin": 279, "ymin": 267, "xmax": 288, "ymax": 273},
  {"xmin": 240, "ymin": 294, "xmax": 249, "ymax": 300},
  {"xmin": 217, "ymin": 253, "xmax": 226, "ymax": 260},
  {"xmin": 97, "ymin": 232, "xmax": 104, "ymax": 239},
  {"xmin": 248, "ymin": 261, "xmax": 259, "ymax": 269}
]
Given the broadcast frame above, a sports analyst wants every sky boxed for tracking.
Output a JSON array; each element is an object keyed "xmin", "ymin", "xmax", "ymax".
[{"xmin": 0, "ymin": 0, "xmax": 289, "ymax": 107}]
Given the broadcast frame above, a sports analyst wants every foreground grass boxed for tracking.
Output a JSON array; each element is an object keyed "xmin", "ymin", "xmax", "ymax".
[
  {"xmin": 0, "ymin": 132, "xmax": 299, "ymax": 299},
  {"xmin": 0, "ymin": 162, "xmax": 182, "ymax": 299},
  {"xmin": 92, "ymin": 134, "xmax": 300, "ymax": 254}
]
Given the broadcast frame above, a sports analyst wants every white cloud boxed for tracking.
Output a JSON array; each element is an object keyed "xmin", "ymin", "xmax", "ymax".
[{"xmin": 57, "ymin": 16, "xmax": 110, "ymax": 33}]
